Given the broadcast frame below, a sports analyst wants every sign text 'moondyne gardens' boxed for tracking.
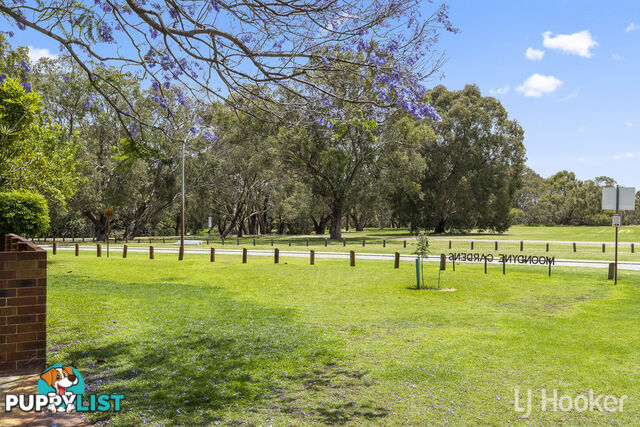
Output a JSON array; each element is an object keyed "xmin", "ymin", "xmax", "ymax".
[{"xmin": 448, "ymin": 253, "xmax": 555, "ymax": 265}]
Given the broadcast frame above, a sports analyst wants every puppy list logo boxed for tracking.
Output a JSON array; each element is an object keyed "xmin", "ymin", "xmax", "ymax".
[{"xmin": 5, "ymin": 364, "xmax": 124, "ymax": 413}]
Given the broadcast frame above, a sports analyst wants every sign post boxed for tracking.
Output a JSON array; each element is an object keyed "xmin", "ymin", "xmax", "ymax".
[
  {"xmin": 104, "ymin": 208, "xmax": 113, "ymax": 258},
  {"xmin": 602, "ymin": 186, "xmax": 636, "ymax": 285}
]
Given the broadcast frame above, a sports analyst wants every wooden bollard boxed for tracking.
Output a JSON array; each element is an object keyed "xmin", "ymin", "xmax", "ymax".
[
  {"xmin": 72, "ymin": 237, "xmax": 75, "ymax": 242},
  {"xmin": 548, "ymin": 261, "xmax": 552, "ymax": 277},
  {"xmin": 495, "ymin": 241, "xmax": 498, "ymax": 250},
  {"xmin": 449, "ymin": 240, "xmax": 452, "ymax": 249},
  {"xmin": 163, "ymin": 237, "xmax": 166, "ymax": 244},
  {"xmin": 325, "ymin": 238, "xmax": 328, "ymax": 247},
  {"xmin": 75, "ymin": 243, "xmax": 79, "ymax": 256},
  {"xmin": 137, "ymin": 239, "xmax": 140, "ymax": 244},
  {"xmin": 178, "ymin": 246, "xmax": 184, "ymax": 261},
  {"xmin": 288, "ymin": 239, "xmax": 292, "ymax": 247},
  {"xmin": 206, "ymin": 238, "xmax": 209, "ymax": 245},
  {"xmin": 52, "ymin": 242, "xmax": 57, "ymax": 255},
  {"xmin": 602, "ymin": 243, "xmax": 605, "ymax": 253},
  {"xmin": 271, "ymin": 238, "xmax": 273, "ymax": 246},
  {"xmin": 404, "ymin": 240, "xmax": 407, "ymax": 248},
  {"xmin": 310, "ymin": 250, "xmax": 315, "ymax": 265},
  {"xmin": 362, "ymin": 239, "xmax": 365, "ymax": 247},
  {"xmin": 242, "ymin": 248, "xmax": 247, "ymax": 263},
  {"xmin": 520, "ymin": 241, "xmax": 523, "ymax": 251},
  {"xmin": 573, "ymin": 242, "xmax": 576, "ymax": 252},
  {"xmin": 210, "ymin": 247, "xmax": 215, "ymax": 262},
  {"xmin": 274, "ymin": 248, "xmax": 279, "ymax": 264},
  {"xmin": 237, "ymin": 238, "xmax": 240, "ymax": 246},
  {"xmin": 484, "ymin": 257, "xmax": 487, "ymax": 274},
  {"xmin": 97, "ymin": 244, "xmax": 102, "ymax": 257},
  {"xmin": 123, "ymin": 245, "xmax": 128, "ymax": 258},
  {"xmin": 350, "ymin": 251, "xmax": 355, "ymax": 267},
  {"xmin": 383, "ymin": 240, "xmax": 386, "ymax": 248},
  {"xmin": 306, "ymin": 238, "xmax": 309, "ymax": 247},
  {"xmin": 471, "ymin": 241, "xmax": 474, "ymax": 250},
  {"xmin": 222, "ymin": 238, "xmax": 225, "ymax": 245},
  {"xmin": 502, "ymin": 258, "xmax": 506, "ymax": 275},
  {"xmin": 394, "ymin": 252, "xmax": 400, "ymax": 269},
  {"xmin": 343, "ymin": 239, "xmax": 346, "ymax": 247},
  {"xmin": 149, "ymin": 238, "xmax": 152, "ymax": 244},
  {"xmin": 253, "ymin": 238, "xmax": 256, "ymax": 246},
  {"xmin": 632, "ymin": 243, "xmax": 635, "ymax": 253},
  {"xmin": 440, "ymin": 254, "xmax": 446, "ymax": 271},
  {"xmin": 546, "ymin": 242, "xmax": 549, "ymax": 252},
  {"xmin": 452, "ymin": 257, "xmax": 455, "ymax": 271},
  {"xmin": 149, "ymin": 246, "xmax": 154, "ymax": 259},
  {"xmin": 608, "ymin": 263, "xmax": 615, "ymax": 280}
]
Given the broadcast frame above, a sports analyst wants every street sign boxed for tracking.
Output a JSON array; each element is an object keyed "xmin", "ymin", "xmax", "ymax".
[
  {"xmin": 612, "ymin": 213, "xmax": 622, "ymax": 227},
  {"xmin": 602, "ymin": 187, "xmax": 636, "ymax": 210},
  {"xmin": 104, "ymin": 208, "xmax": 114, "ymax": 217}
]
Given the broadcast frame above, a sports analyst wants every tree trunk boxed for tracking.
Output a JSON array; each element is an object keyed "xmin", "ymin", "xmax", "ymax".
[
  {"xmin": 312, "ymin": 216, "xmax": 328, "ymax": 235},
  {"xmin": 329, "ymin": 199, "xmax": 343, "ymax": 240},
  {"xmin": 434, "ymin": 217, "xmax": 447, "ymax": 234}
]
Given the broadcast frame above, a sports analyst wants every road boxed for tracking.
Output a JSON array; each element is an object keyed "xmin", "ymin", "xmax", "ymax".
[{"xmin": 44, "ymin": 246, "xmax": 640, "ymax": 271}]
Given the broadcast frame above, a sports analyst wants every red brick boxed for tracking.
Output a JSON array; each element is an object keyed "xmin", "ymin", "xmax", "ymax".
[
  {"xmin": 37, "ymin": 278, "xmax": 46, "ymax": 287},
  {"xmin": 0, "ymin": 289, "xmax": 16, "ymax": 298},
  {"xmin": 37, "ymin": 296, "xmax": 46, "ymax": 304},
  {"xmin": 7, "ymin": 314, "xmax": 37, "ymax": 325},
  {"xmin": 17, "ymin": 305, "xmax": 46, "ymax": 315},
  {"xmin": 38, "ymin": 260, "xmax": 46, "ymax": 268},
  {"xmin": 7, "ymin": 332, "xmax": 37, "ymax": 343},
  {"xmin": 0, "ymin": 299, "xmax": 5, "ymax": 307},
  {"xmin": 0, "ymin": 317, "xmax": 6, "ymax": 326},
  {"xmin": 16, "ymin": 269, "xmax": 46, "ymax": 279},
  {"xmin": 17, "ymin": 340, "xmax": 45, "ymax": 351},
  {"xmin": 0, "ymin": 325, "xmax": 16, "ymax": 334},
  {"xmin": 0, "ymin": 361, "xmax": 17, "ymax": 372},
  {"xmin": 16, "ymin": 323, "xmax": 44, "ymax": 333},
  {"xmin": 8, "ymin": 297, "xmax": 38, "ymax": 306},
  {"xmin": 37, "ymin": 314, "xmax": 45, "ymax": 323},
  {"xmin": 17, "ymin": 288, "xmax": 45, "ymax": 297},
  {"xmin": 36, "ymin": 349, "xmax": 45, "ymax": 358},
  {"xmin": 37, "ymin": 331, "xmax": 46, "ymax": 341},
  {"xmin": 0, "ymin": 271, "xmax": 16, "ymax": 280},
  {"xmin": 7, "ymin": 350, "xmax": 38, "ymax": 361},
  {"xmin": 0, "ymin": 307, "xmax": 17, "ymax": 316},
  {"xmin": 0, "ymin": 343, "xmax": 17, "ymax": 353},
  {"xmin": 9, "ymin": 278, "xmax": 37, "ymax": 288}
]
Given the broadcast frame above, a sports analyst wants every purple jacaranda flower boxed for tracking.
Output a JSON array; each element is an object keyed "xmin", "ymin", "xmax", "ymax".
[
  {"xmin": 99, "ymin": 23, "xmax": 114, "ymax": 43},
  {"xmin": 0, "ymin": 73, "xmax": 6, "ymax": 84},
  {"xmin": 203, "ymin": 130, "xmax": 217, "ymax": 142},
  {"xmin": 18, "ymin": 60, "xmax": 31, "ymax": 73},
  {"xmin": 189, "ymin": 126, "xmax": 197, "ymax": 134},
  {"xmin": 21, "ymin": 80, "xmax": 32, "ymax": 92}
]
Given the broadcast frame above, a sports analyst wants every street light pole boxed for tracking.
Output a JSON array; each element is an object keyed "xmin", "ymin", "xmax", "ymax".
[{"xmin": 179, "ymin": 138, "xmax": 185, "ymax": 260}]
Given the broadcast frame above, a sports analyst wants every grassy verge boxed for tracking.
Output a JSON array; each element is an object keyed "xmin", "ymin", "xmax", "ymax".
[{"xmin": 47, "ymin": 252, "xmax": 640, "ymax": 425}]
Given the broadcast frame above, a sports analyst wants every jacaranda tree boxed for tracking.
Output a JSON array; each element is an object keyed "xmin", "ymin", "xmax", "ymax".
[{"xmin": 0, "ymin": 0, "xmax": 457, "ymax": 140}]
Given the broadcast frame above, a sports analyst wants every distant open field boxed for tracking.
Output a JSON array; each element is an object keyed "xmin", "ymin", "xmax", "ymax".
[{"xmin": 47, "ymin": 252, "xmax": 640, "ymax": 425}]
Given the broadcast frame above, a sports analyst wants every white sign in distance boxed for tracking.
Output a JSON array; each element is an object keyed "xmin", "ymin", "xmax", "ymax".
[
  {"xmin": 612, "ymin": 213, "xmax": 622, "ymax": 227},
  {"xmin": 602, "ymin": 187, "xmax": 636, "ymax": 211},
  {"xmin": 208, "ymin": 216, "xmax": 212, "ymax": 229}
]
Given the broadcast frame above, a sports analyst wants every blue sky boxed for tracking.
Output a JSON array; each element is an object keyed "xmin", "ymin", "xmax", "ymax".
[
  {"xmin": 432, "ymin": 0, "xmax": 640, "ymax": 189},
  {"xmin": 8, "ymin": 0, "xmax": 639, "ymax": 189}
]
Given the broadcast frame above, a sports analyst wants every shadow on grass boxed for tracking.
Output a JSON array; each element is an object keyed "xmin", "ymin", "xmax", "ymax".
[{"xmin": 50, "ymin": 276, "xmax": 385, "ymax": 425}]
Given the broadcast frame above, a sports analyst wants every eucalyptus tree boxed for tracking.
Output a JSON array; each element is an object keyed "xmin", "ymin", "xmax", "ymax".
[{"xmin": 387, "ymin": 85, "xmax": 526, "ymax": 233}]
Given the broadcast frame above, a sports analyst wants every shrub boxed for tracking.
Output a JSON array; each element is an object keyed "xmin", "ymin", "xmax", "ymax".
[{"xmin": 0, "ymin": 190, "xmax": 50, "ymax": 237}]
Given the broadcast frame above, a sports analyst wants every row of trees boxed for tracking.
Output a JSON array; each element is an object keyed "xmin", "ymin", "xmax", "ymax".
[
  {"xmin": 1, "ymin": 34, "xmax": 637, "ymax": 240},
  {"xmin": 513, "ymin": 169, "xmax": 640, "ymax": 226}
]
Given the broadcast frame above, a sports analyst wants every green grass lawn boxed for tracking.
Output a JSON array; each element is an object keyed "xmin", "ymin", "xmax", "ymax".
[{"xmin": 47, "ymin": 252, "xmax": 639, "ymax": 425}]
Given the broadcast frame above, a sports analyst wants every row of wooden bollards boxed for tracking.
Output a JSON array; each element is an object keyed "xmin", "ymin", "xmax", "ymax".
[{"xmin": 54, "ymin": 242, "xmax": 407, "ymax": 268}]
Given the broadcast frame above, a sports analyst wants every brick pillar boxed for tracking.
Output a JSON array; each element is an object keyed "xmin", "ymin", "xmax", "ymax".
[{"xmin": 0, "ymin": 234, "xmax": 47, "ymax": 375}]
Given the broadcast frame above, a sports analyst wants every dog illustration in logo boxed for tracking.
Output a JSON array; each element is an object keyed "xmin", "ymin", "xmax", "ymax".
[{"xmin": 40, "ymin": 365, "xmax": 78, "ymax": 413}]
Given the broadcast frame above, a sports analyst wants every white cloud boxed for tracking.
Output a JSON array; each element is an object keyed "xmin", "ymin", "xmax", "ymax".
[
  {"xmin": 525, "ymin": 47, "xmax": 545, "ymax": 61},
  {"xmin": 27, "ymin": 46, "xmax": 58, "ymax": 63},
  {"xmin": 626, "ymin": 121, "xmax": 633, "ymax": 127},
  {"xmin": 625, "ymin": 22, "xmax": 640, "ymax": 32},
  {"xmin": 489, "ymin": 85, "xmax": 510, "ymax": 95},
  {"xmin": 542, "ymin": 30, "xmax": 598, "ymax": 58},
  {"xmin": 516, "ymin": 74, "xmax": 563, "ymax": 97},
  {"xmin": 612, "ymin": 53, "xmax": 623, "ymax": 61},
  {"xmin": 614, "ymin": 152, "xmax": 639, "ymax": 160}
]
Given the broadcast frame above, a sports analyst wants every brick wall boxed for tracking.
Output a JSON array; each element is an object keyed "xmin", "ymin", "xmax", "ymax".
[{"xmin": 0, "ymin": 234, "xmax": 46, "ymax": 375}]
